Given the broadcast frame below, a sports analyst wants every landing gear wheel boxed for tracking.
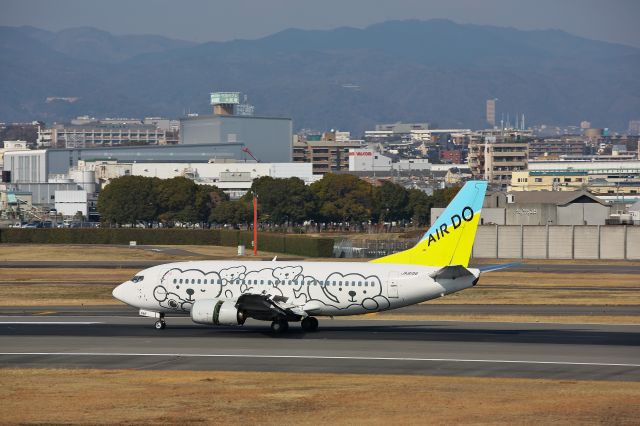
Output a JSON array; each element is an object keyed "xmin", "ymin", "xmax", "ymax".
[
  {"xmin": 270, "ymin": 319, "xmax": 289, "ymax": 334},
  {"xmin": 301, "ymin": 316, "xmax": 319, "ymax": 332},
  {"xmin": 155, "ymin": 320, "xmax": 166, "ymax": 330}
]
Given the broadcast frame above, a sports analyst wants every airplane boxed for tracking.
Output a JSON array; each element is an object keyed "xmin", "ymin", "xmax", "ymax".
[{"xmin": 113, "ymin": 180, "xmax": 504, "ymax": 333}]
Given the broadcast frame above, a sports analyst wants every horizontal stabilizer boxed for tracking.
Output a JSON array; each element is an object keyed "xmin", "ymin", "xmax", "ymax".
[
  {"xmin": 478, "ymin": 262, "xmax": 522, "ymax": 274},
  {"xmin": 428, "ymin": 265, "xmax": 474, "ymax": 280}
]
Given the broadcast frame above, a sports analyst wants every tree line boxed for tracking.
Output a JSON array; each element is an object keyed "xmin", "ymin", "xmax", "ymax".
[{"xmin": 97, "ymin": 174, "xmax": 460, "ymax": 227}]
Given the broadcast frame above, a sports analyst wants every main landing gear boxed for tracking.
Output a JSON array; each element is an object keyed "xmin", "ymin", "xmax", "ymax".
[
  {"xmin": 269, "ymin": 316, "xmax": 319, "ymax": 334},
  {"xmin": 301, "ymin": 316, "xmax": 319, "ymax": 332},
  {"xmin": 270, "ymin": 318, "xmax": 289, "ymax": 334}
]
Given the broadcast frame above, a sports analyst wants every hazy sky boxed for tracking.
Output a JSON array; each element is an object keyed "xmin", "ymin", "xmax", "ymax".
[{"xmin": 1, "ymin": 0, "xmax": 639, "ymax": 47}]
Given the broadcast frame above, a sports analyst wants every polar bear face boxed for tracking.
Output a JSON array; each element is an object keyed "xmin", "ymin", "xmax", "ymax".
[
  {"xmin": 243, "ymin": 268, "xmax": 279, "ymax": 295},
  {"xmin": 313, "ymin": 272, "xmax": 386, "ymax": 310},
  {"xmin": 272, "ymin": 266, "xmax": 303, "ymax": 283},
  {"xmin": 153, "ymin": 285, "xmax": 193, "ymax": 312},
  {"xmin": 160, "ymin": 268, "xmax": 223, "ymax": 300},
  {"xmin": 219, "ymin": 266, "xmax": 246, "ymax": 283}
]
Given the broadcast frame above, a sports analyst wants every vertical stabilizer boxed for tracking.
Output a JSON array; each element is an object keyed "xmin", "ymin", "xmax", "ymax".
[{"xmin": 371, "ymin": 180, "xmax": 487, "ymax": 267}]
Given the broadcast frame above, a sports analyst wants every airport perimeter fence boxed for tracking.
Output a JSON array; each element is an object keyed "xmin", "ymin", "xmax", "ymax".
[
  {"xmin": 333, "ymin": 225, "xmax": 640, "ymax": 260},
  {"xmin": 333, "ymin": 238, "xmax": 418, "ymax": 258}
]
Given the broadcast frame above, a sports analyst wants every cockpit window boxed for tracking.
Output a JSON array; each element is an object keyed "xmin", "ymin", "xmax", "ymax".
[{"xmin": 131, "ymin": 275, "xmax": 144, "ymax": 283}]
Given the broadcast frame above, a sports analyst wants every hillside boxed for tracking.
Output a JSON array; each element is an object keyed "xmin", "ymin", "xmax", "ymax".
[{"xmin": 0, "ymin": 20, "xmax": 638, "ymax": 133}]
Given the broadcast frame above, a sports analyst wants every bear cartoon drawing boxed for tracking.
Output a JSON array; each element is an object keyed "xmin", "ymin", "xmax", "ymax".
[
  {"xmin": 160, "ymin": 268, "xmax": 223, "ymax": 299},
  {"xmin": 314, "ymin": 272, "xmax": 389, "ymax": 311},
  {"xmin": 153, "ymin": 285, "xmax": 193, "ymax": 312},
  {"xmin": 243, "ymin": 267, "xmax": 278, "ymax": 295},
  {"xmin": 218, "ymin": 266, "xmax": 247, "ymax": 298}
]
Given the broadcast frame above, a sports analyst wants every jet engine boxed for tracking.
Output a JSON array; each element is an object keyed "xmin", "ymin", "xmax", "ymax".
[{"xmin": 191, "ymin": 299, "xmax": 246, "ymax": 326}]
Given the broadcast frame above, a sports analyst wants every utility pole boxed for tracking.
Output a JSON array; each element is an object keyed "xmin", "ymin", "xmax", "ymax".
[{"xmin": 252, "ymin": 192, "xmax": 258, "ymax": 256}]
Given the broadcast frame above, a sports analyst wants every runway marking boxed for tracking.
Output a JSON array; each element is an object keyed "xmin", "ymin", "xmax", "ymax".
[
  {"xmin": 1, "ymin": 352, "xmax": 639, "ymax": 368},
  {"xmin": 0, "ymin": 322, "xmax": 102, "ymax": 325}
]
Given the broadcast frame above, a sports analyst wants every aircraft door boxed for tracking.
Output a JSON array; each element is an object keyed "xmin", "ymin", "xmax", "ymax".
[{"xmin": 387, "ymin": 272, "xmax": 401, "ymax": 298}]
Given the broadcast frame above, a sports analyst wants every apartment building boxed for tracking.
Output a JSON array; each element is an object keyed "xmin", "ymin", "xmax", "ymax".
[
  {"xmin": 293, "ymin": 135, "xmax": 363, "ymax": 175},
  {"xmin": 468, "ymin": 137, "xmax": 528, "ymax": 189}
]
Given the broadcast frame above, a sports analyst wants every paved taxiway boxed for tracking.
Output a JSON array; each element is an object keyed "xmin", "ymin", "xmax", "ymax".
[{"xmin": 1, "ymin": 313, "xmax": 638, "ymax": 381}]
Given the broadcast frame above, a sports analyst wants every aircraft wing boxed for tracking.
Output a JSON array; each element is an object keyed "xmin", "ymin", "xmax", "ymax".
[
  {"xmin": 477, "ymin": 262, "xmax": 522, "ymax": 274},
  {"xmin": 235, "ymin": 293, "xmax": 306, "ymax": 321}
]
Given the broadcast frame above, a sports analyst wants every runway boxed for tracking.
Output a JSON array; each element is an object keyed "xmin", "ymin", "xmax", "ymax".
[
  {"xmin": 1, "ymin": 313, "xmax": 639, "ymax": 381},
  {"xmin": 2, "ymin": 304, "xmax": 639, "ymax": 317}
]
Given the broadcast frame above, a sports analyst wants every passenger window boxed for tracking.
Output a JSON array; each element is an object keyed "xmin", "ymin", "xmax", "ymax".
[
  {"xmin": 204, "ymin": 279, "xmax": 207, "ymax": 284},
  {"xmin": 260, "ymin": 280, "xmax": 264, "ymax": 285},
  {"xmin": 173, "ymin": 279, "xmax": 177, "ymax": 284},
  {"xmin": 197, "ymin": 279, "xmax": 201, "ymax": 284},
  {"xmin": 179, "ymin": 279, "xmax": 183, "ymax": 284}
]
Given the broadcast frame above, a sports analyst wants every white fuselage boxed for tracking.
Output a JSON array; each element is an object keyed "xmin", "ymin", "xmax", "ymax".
[{"xmin": 113, "ymin": 260, "xmax": 480, "ymax": 317}]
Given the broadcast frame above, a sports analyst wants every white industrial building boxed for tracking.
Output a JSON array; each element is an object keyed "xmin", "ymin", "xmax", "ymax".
[
  {"xmin": 348, "ymin": 148, "xmax": 465, "ymax": 174},
  {"xmin": 55, "ymin": 190, "xmax": 88, "ymax": 217},
  {"xmin": 78, "ymin": 160, "xmax": 315, "ymax": 200}
]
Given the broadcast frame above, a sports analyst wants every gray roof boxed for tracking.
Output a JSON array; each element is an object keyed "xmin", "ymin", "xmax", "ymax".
[{"xmin": 510, "ymin": 190, "xmax": 607, "ymax": 206}]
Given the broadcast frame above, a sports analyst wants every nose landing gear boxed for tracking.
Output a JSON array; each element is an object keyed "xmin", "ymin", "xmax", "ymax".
[{"xmin": 154, "ymin": 313, "xmax": 166, "ymax": 330}]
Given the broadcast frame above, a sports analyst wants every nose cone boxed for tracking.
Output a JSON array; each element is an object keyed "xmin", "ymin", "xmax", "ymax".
[{"xmin": 112, "ymin": 282, "xmax": 135, "ymax": 306}]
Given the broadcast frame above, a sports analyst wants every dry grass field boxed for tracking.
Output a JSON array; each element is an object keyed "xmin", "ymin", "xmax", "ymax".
[{"xmin": 0, "ymin": 369, "xmax": 638, "ymax": 425}]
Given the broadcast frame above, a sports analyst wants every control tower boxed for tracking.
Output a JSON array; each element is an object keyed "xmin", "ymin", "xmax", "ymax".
[{"xmin": 210, "ymin": 92, "xmax": 240, "ymax": 116}]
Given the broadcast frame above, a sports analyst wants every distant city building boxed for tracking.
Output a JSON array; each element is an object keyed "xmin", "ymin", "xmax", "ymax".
[
  {"xmin": 510, "ymin": 170, "xmax": 588, "ymax": 192},
  {"xmin": 468, "ymin": 135, "xmax": 529, "ymax": 189},
  {"xmin": 3, "ymin": 144, "xmax": 244, "ymax": 184},
  {"xmin": 440, "ymin": 149, "xmax": 462, "ymax": 164},
  {"xmin": 528, "ymin": 138, "xmax": 586, "ymax": 159},
  {"xmin": 180, "ymin": 114, "xmax": 292, "ymax": 163},
  {"xmin": 38, "ymin": 117, "xmax": 174, "ymax": 148},
  {"xmin": 527, "ymin": 158, "xmax": 640, "ymax": 202},
  {"xmin": 80, "ymin": 160, "xmax": 314, "ymax": 200},
  {"xmin": 580, "ymin": 120, "xmax": 591, "ymax": 129},
  {"xmin": 293, "ymin": 132, "xmax": 363, "ymax": 175},
  {"xmin": 374, "ymin": 122, "xmax": 429, "ymax": 133},
  {"xmin": 486, "ymin": 99, "xmax": 496, "ymax": 127},
  {"xmin": 348, "ymin": 149, "xmax": 392, "ymax": 173},
  {"xmin": 629, "ymin": 120, "xmax": 640, "ymax": 135}
]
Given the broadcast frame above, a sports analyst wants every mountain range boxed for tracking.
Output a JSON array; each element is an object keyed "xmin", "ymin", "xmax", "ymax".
[{"xmin": 1, "ymin": 20, "xmax": 639, "ymax": 133}]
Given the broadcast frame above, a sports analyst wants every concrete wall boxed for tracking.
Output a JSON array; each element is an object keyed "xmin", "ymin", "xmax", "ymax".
[{"xmin": 472, "ymin": 225, "xmax": 640, "ymax": 260}]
